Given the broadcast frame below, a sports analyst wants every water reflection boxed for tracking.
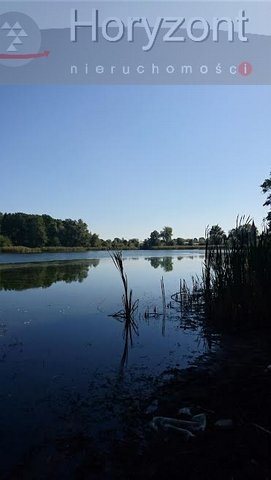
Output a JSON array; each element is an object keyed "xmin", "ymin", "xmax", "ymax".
[
  {"xmin": 109, "ymin": 251, "xmax": 139, "ymax": 373},
  {"xmin": 119, "ymin": 316, "xmax": 139, "ymax": 372},
  {"xmin": 146, "ymin": 256, "xmax": 174, "ymax": 272},
  {"xmin": 0, "ymin": 259, "xmax": 99, "ymax": 291}
]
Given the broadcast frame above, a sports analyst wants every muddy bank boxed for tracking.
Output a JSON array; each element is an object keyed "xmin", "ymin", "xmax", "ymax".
[
  {"xmin": 137, "ymin": 332, "xmax": 271, "ymax": 480},
  {"xmin": 6, "ymin": 331, "xmax": 271, "ymax": 480}
]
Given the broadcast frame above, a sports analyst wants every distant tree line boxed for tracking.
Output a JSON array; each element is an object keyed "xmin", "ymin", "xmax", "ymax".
[
  {"xmin": 142, "ymin": 226, "xmax": 205, "ymax": 248},
  {"xmin": 0, "ymin": 216, "xmax": 203, "ymax": 250},
  {"xmin": 0, "ymin": 172, "xmax": 270, "ymax": 250},
  {"xmin": 0, "ymin": 214, "xmax": 260, "ymax": 251},
  {"xmin": 0, "ymin": 212, "xmax": 140, "ymax": 250},
  {"xmin": 0, "ymin": 213, "xmax": 93, "ymax": 248}
]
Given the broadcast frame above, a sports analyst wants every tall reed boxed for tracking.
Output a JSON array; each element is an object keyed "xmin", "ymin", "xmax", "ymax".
[
  {"xmin": 110, "ymin": 251, "xmax": 138, "ymax": 321},
  {"xmin": 174, "ymin": 219, "xmax": 271, "ymax": 331},
  {"xmin": 203, "ymin": 218, "xmax": 271, "ymax": 329},
  {"xmin": 110, "ymin": 251, "xmax": 138, "ymax": 368}
]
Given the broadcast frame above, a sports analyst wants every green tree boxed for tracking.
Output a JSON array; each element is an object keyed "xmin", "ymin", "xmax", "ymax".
[
  {"xmin": 27, "ymin": 216, "xmax": 48, "ymax": 247},
  {"xmin": 0, "ymin": 212, "xmax": 93, "ymax": 248},
  {"xmin": 0, "ymin": 234, "xmax": 12, "ymax": 247},
  {"xmin": 76, "ymin": 219, "xmax": 91, "ymax": 246},
  {"xmin": 208, "ymin": 225, "xmax": 226, "ymax": 246},
  {"xmin": 105, "ymin": 239, "xmax": 112, "ymax": 248},
  {"xmin": 90, "ymin": 233, "xmax": 101, "ymax": 248},
  {"xmin": 261, "ymin": 172, "xmax": 271, "ymax": 228},
  {"xmin": 128, "ymin": 238, "xmax": 139, "ymax": 248},
  {"xmin": 59, "ymin": 219, "xmax": 90, "ymax": 247},
  {"xmin": 149, "ymin": 230, "xmax": 160, "ymax": 247},
  {"xmin": 42, "ymin": 215, "xmax": 60, "ymax": 246},
  {"xmin": 160, "ymin": 226, "xmax": 173, "ymax": 244},
  {"xmin": 176, "ymin": 237, "xmax": 185, "ymax": 246},
  {"xmin": 112, "ymin": 237, "xmax": 122, "ymax": 248},
  {"xmin": 1, "ymin": 213, "xmax": 47, "ymax": 247}
]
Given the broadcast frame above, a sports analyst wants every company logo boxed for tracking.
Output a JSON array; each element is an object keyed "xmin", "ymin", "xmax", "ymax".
[{"xmin": 0, "ymin": 12, "xmax": 49, "ymax": 67}]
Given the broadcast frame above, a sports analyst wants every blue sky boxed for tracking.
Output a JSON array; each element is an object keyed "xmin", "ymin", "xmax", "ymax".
[{"xmin": 0, "ymin": 85, "xmax": 270, "ymax": 240}]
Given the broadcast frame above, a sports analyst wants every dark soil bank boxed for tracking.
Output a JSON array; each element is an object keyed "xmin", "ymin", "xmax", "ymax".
[
  {"xmin": 139, "ymin": 334, "xmax": 271, "ymax": 480},
  {"xmin": 6, "ymin": 331, "xmax": 271, "ymax": 480}
]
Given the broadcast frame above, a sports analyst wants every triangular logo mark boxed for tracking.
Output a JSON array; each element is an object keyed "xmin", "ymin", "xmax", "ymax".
[
  {"xmin": 12, "ymin": 22, "xmax": 22, "ymax": 30},
  {"xmin": 1, "ymin": 22, "xmax": 11, "ymax": 29},
  {"xmin": 7, "ymin": 29, "xmax": 17, "ymax": 37},
  {"xmin": 7, "ymin": 43, "xmax": 17, "ymax": 52},
  {"xmin": 13, "ymin": 37, "xmax": 22, "ymax": 45},
  {"xmin": 18, "ymin": 29, "xmax": 27, "ymax": 37}
]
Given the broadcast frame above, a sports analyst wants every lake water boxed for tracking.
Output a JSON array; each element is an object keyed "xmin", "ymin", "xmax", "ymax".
[{"xmin": 0, "ymin": 250, "xmax": 214, "ymax": 476}]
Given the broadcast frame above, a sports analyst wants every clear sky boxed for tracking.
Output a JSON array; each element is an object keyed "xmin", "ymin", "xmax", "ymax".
[{"xmin": 0, "ymin": 85, "xmax": 270, "ymax": 240}]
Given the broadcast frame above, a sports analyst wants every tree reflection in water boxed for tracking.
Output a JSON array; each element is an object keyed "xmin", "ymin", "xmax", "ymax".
[
  {"xmin": 146, "ymin": 256, "xmax": 175, "ymax": 272},
  {"xmin": 0, "ymin": 259, "xmax": 99, "ymax": 291}
]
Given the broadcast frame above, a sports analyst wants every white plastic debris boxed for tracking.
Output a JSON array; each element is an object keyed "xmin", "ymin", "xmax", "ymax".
[
  {"xmin": 192, "ymin": 414, "xmax": 207, "ymax": 432},
  {"xmin": 150, "ymin": 413, "xmax": 207, "ymax": 440},
  {"xmin": 150, "ymin": 417, "xmax": 195, "ymax": 440}
]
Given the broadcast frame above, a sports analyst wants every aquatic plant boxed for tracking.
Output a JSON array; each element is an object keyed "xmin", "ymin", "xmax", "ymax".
[
  {"xmin": 109, "ymin": 251, "xmax": 139, "ymax": 368},
  {"xmin": 110, "ymin": 251, "xmax": 139, "ymax": 322},
  {"xmin": 175, "ymin": 218, "xmax": 271, "ymax": 331}
]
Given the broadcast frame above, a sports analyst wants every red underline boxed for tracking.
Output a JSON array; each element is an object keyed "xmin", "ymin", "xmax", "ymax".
[{"xmin": 0, "ymin": 50, "xmax": 50, "ymax": 59}]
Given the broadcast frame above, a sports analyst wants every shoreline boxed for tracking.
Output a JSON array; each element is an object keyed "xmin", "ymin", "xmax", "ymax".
[
  {"xmin": 7, "ymin": 328, "xmax": 271, "ymax": 479},
  {"xmin": 0, "ymin": 245, "xmax": 206, "ymax": 254}
]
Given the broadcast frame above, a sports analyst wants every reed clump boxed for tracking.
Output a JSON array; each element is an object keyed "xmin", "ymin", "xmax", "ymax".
[
  {"xmin": 110, "ymin": 251, "xmax": 139, "ymax": 322},
  {"xmin": 174, "ymin": 218, "xmax": 271, "ymax": 331},
  {"xmin": 0, "ymin": 246, "xmax": 89, "ymax": 254},
  {"xmin": 109, "ymin": 251, "xmax": 139, "ymax": 368},
  {"xmin": 203, "ymin": 218, "xmax": 271, "ymax": 329}
]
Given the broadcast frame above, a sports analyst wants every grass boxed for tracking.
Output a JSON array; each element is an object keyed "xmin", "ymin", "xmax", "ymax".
[
  {"xmin": 0, "ymin": 245, "xmax": 206, "ymax": 254},
  {"xmin": 178, "ymin": 220, "xmax": 271, "ymax": 331},
  {"xmin": 0, "ymin": 246, "xmax": 89, "ymax": 254},
  {"xmin": 145, "ymin": 245, "xmax": 205, "ymax": 250}
]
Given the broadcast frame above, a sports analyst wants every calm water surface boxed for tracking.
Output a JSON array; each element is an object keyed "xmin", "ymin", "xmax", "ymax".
[{"xmin": 0, "ymin": 250, "xmax": 213, "ymax": 475}]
